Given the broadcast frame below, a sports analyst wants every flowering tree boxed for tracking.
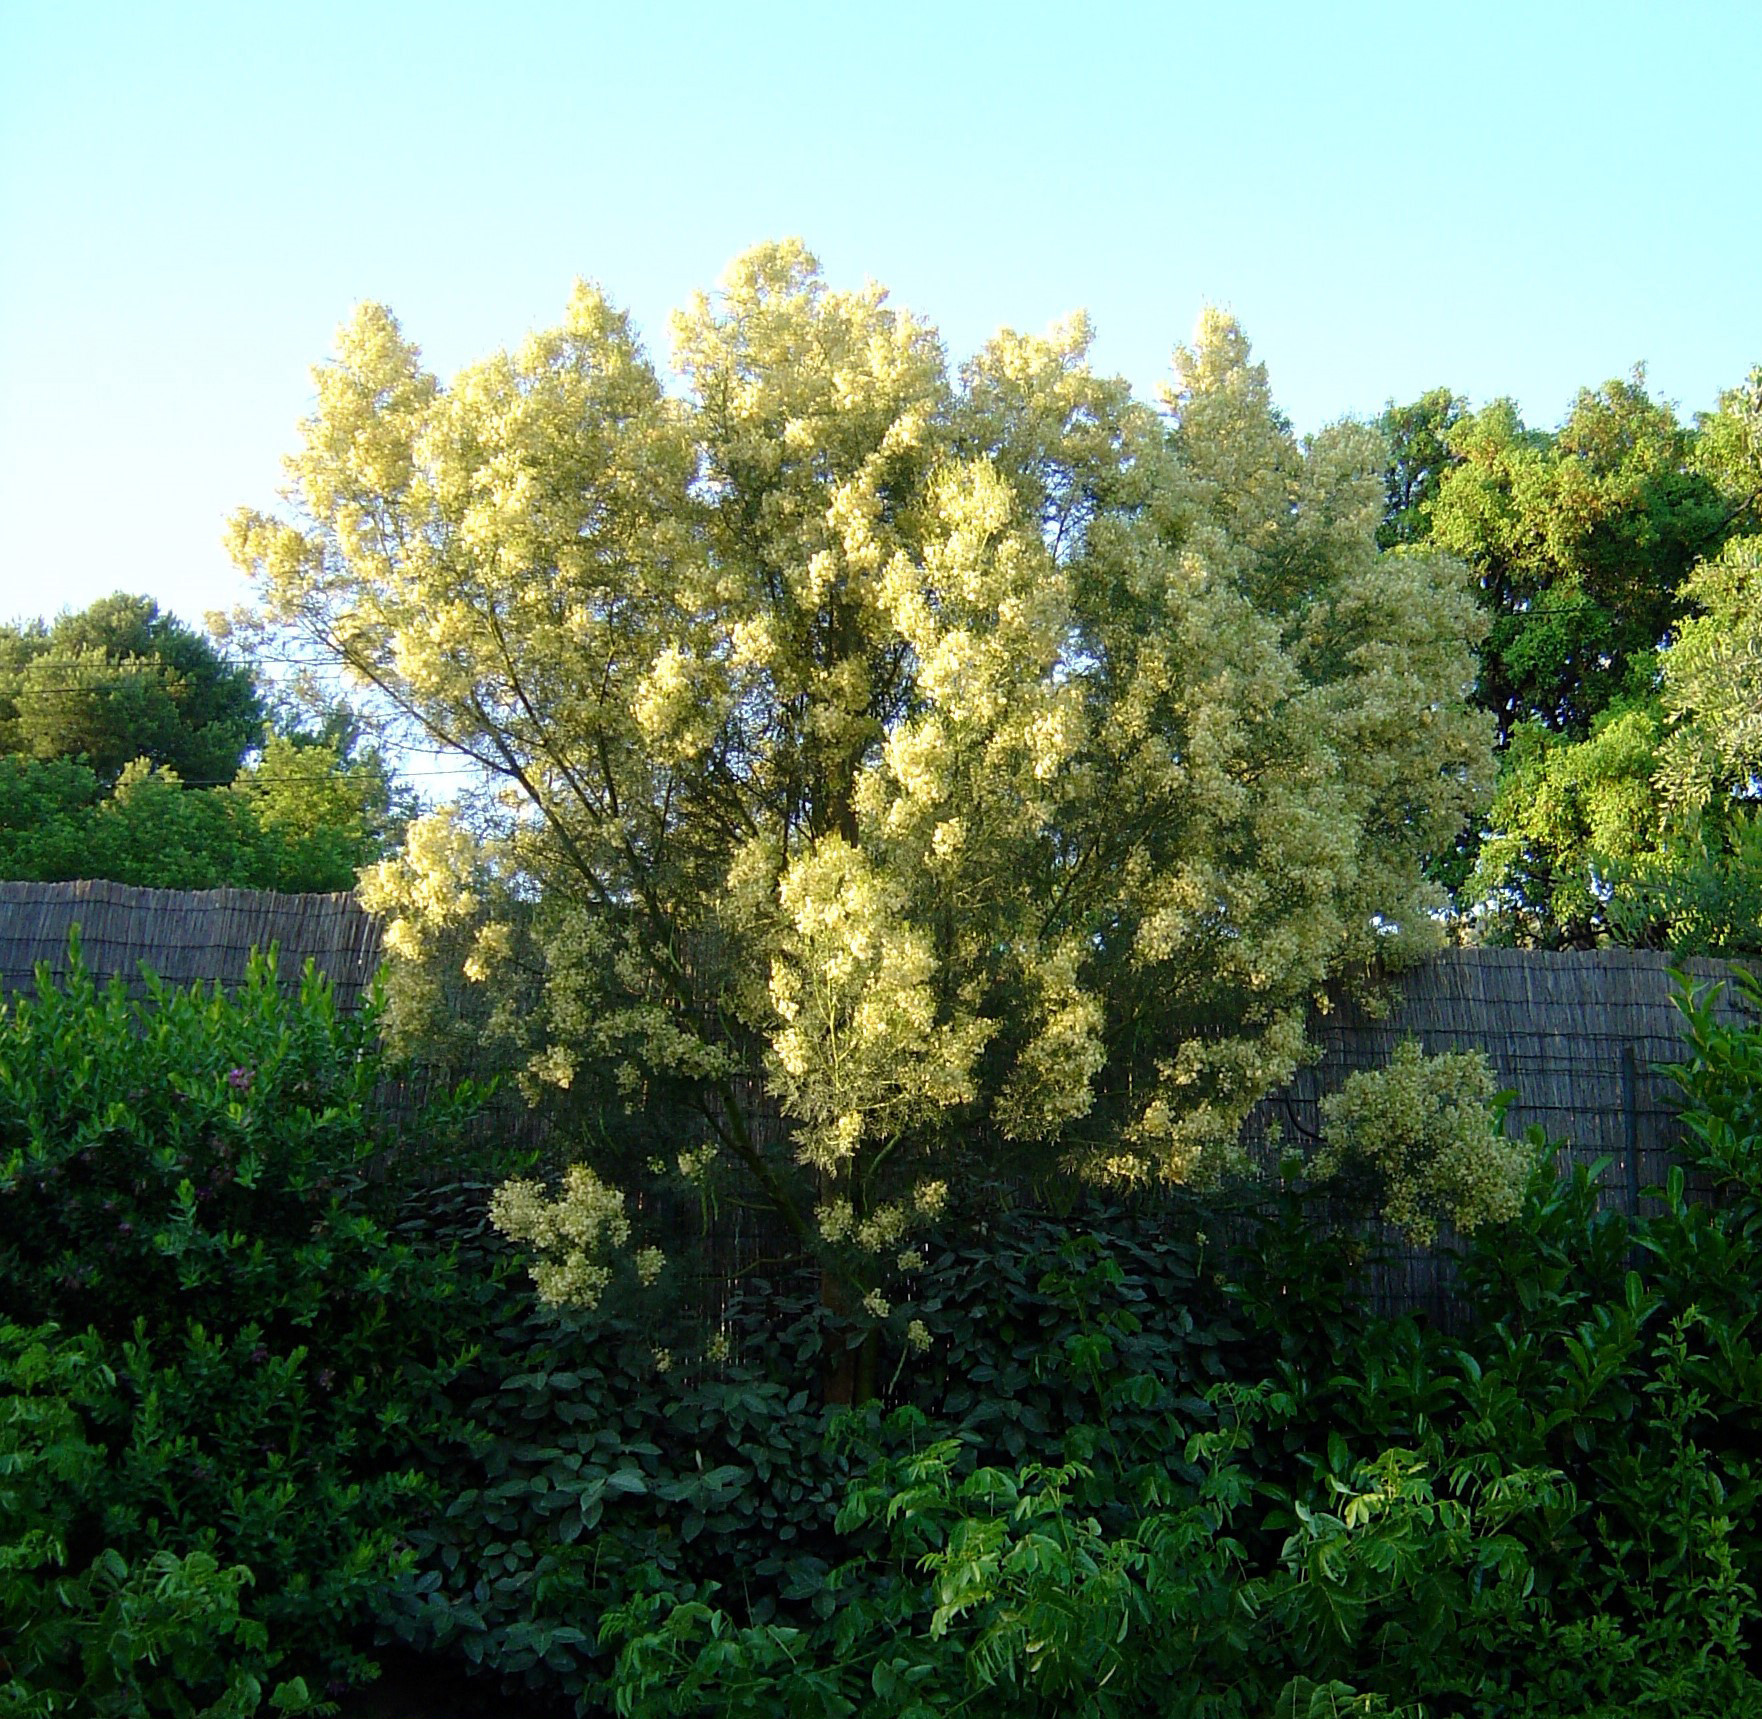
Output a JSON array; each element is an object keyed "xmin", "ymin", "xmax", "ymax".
[{"xmin": 230, "ymin": 243, "xmax": 1491, "ymax": 1389}]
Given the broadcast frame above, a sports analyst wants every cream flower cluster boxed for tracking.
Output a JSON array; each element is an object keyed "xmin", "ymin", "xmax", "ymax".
[
  {"xmin": 767, "ymin": 838, "xmax": 992, "ymax": 1175},
  {"xmin": 1315, "ymin": 1041, "xmax": 1527, "ymax": 1246},
  {"xmin": 358, "ymin": 809, "xmax": 482, "ymax": 964},
  {"xmin": 488, "ymin": 1166, "xmax": 646, "ymax": 1309}
]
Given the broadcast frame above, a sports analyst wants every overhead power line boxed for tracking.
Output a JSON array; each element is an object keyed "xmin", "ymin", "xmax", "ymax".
[{"xmin": 0, "ymin": 761, "xmax": 489, "ymax": 789}]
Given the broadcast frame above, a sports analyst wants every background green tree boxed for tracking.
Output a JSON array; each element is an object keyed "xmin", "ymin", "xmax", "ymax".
[
  {"xmin": 0, "ymin": 593, "xmax": 264, "ymax": 783},
  {"xmin": 0, "ymin": 594, "xmax": 400, "ymax": 892},
  {"xmin": 1375, "ymin": 386, "xmax": 1465, "ymax": 551},
  {"xmin": 0, "ymin": 747, "xmax": 392, "ymax": 892},
  {"xmin": 1468, "ymin": 377, "xmax": 1762, "ymax": 950},
  {"xmin": 1379, "ymin": 366, "xmax": 1762, "ymax": 950},
  {"xmin": 1423, "ymin": 373, "xmax": 1731, "ymax": 743}
]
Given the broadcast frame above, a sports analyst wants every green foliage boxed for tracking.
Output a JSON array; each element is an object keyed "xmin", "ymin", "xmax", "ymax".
[
  {"xmin": 1422, "ymin": 375, "xmax": 1730, "ymax": 742},
  {"xmin": 0, "ymin": 754, "xmax": 267, "ymax": 891},
  {"xmin": 1470, "ymin": 701, "xmax": 1665, "ymax": 946},
  {"xmin": 370, "ymin": 1199, "xmax": 1273, "ymax": 1712},
  {"xmin": 0, "ymin": 746, "xmax": 386, "ymax": 892},
  {"xmin": 0, "ymin": 1323, "xmax": 320, "ymax": 1717},
  {"xmin": 3, "ymin": 941, "xmax": 388, "ymax": 1333},
  {"xmin": 1605, "ymin": 809, "xmax": 1762, "ymax": 954},
  {"xmin": 1468, "ymin": 703, "xmax": 1762, "ymax": 956},
  {"xmin": 1663, "ymin": 963, "xmax": 1762, "ymax": 1204},
  {"xmin": 509, "ymin": 997, "xmax": 1762, "ymax": 1717},
  {"xmin": 0, "ymin": 594, "xmax": 263, "ymax": 785},
  {"xmin": 1444, "ymin": 363, "xmax": 1762, "ymax": 949},
  {"xmin": 1376, "ymin": 386, "xmax": 1464, "ymax": 551},
  {"xmin": 0, "ymin": 945, "xmax": 494, "ymax": 1704},
  {"xmin": 1466, "ymin": 617, "xmax": 1762, "ymax": 954},
  {"xmin": 232, "ymin": 732, "xmax": 394, "ymax": 891},
  {"xmin": 16, "ymin": 915, "xmax": 1762, "ymax": 1715},
  {"xmin": 0, "ymin": 593, "xmax": 397, "ymax": 892},
  {"xmin": 601, "ymin": 1178, "xmax": 1762, "ymax": 1718}
]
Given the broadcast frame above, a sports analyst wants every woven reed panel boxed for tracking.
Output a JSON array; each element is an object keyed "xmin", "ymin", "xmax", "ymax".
[
  {"xmin": 0, "ymin": 880, "xmax": 383, "ymax": 1009},
  {"xmin": 1243, "ymin": 948, "xmax": 1757, "ymax": 1322}
]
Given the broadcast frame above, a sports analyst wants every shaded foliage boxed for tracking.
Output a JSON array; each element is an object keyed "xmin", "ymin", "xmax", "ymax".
[
  {"xmin": 0, "ymin": 948, "xmax": 493, "ymax": 1709},
  {"xmin": 12, "ymin": 943, "xmax": 1762, "ymax": 1716}
]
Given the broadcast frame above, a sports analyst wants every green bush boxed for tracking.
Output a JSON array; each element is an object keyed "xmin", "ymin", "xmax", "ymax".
[
  {"xmin": 1665, "ymin": 962, "xmax": 1762, "ymax": 1204},
  {"xmin": 14, "ymin": 937, "xmax": 1762, "ymax": 1717},
  {"xmin": 603, "ymin": 1281, "xmax": 1762, "ymax": 1718},
  {"xmin": 588, "ymin": 1027, "xmax": 1762, "ymax": 1717},
  {"xmin": 370, "ymin": 1194, "xmax": 1355, "ymax": 1711},
  {"xmin": 0, "ymin": 1322, "xmax": 318, "ymax": 1717},
  {"xmin": 0, "ymin": 945, "xmax": 492, "ymax": 1707},
  {"xmin": 360, "ymin": 975, "xmax": 1762, "ymax": 1716}
]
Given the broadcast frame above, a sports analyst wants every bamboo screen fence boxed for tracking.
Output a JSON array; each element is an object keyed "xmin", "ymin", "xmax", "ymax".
[
  {"xmin": 2, "ymin": 881, "xmax": 1753, "ymax": 1323},
  {"xmin": 0, "ymin": 880, "xmax": 384, "ymax": 1011},
  {"xmin": 1242, "ymin": 948, "xmax": 1755, "ymax": 1320}
]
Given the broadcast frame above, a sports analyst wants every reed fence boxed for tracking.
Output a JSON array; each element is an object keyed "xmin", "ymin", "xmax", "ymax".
[
  {"xmin": 1243, "ymin": 948, "xmax": 1755, "ymax": 1321},
  {"xmin": 2, "ymin": 881, "xmax": 1752, "ymax": 1324},
  {"xmin": 0, "ymin": 879, "xmax": 383, "ymax": 1010}
]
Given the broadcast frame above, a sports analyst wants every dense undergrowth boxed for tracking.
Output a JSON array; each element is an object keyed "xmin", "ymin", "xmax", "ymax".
[{"xmin": 6, "ymin": 955, "xmax": 1762, "ymax": 1716}]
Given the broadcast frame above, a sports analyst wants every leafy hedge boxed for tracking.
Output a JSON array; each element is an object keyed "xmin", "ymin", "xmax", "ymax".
[
  {"xmin": 0, "ymin": 948, "xmax": 489, "ymax": 1713},
  {"xmin": 371, "ymin": 1193, "xmax": 1279, "ymax": 1710},
  {"xmin": 8, "ymin": 951, "xmax": 1762, "ymax": 1716}
]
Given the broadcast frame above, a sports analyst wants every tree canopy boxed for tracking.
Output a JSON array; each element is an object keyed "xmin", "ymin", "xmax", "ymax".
[
  {"xmin": 1373, "ymin": 365, "xmax": 1762, "ymax": 950},
  {"xmin": 1450, "ymin": 369, "xmax": 1762, "ymax": 949},
  {"xmin": 0, "ymin": 739, "xmax": 394, "ymax": 894},
  {"xmin": 0, "ymin": 593, "xmax": 264, "ymax": 783},
  {"xmin": 232, "ymin": 242, "xmax": 1493, "ymax": 1327},
  {"xmin": 1376, "ymin": 387, "xmax": 1465, "ymax": 552},
  {"xmin": 0, "ymin": 594, "xmax": 398, "ymax": 893},
  {"xmin": 1422, "ymin": 375, "xmax": 1733, "ymax": 742}
]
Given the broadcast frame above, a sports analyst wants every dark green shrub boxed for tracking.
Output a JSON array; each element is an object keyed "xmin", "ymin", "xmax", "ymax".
[
  {"xmin": 0, "ymin": 1321, "xmax": 317, "ymax": 1716},
  {"xmin": 371, "ymin": 1192, "xmax": 1350, "ymax": 1712},
  {"xmin": 1665, "ymin": 963, "xmax": 1762, "ymax": 1211},
  {"xmin": 603, "ymin": 1299, "xmax": 1762, "ymax": 1718},
  {"xmin": 0, "ymin": 945, "xmax": 492, "ymax": 1706},
  {"xmin": 588, "ymin": 1009, "xmax": 1762, "ymax": 1719},
  {"xmin": 20, "ymin": 937, "xmax": 1762, "ymax": 1717}
]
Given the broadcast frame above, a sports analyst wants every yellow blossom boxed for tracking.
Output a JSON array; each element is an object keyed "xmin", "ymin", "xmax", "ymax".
[{"xmin": 235, "ymin": 242, "xmax": 1494, "ymax": 1314}]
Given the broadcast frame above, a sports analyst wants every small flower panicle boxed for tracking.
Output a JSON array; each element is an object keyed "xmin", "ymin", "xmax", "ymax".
[
  {"xmin": 1315, "ymin": 1041, "xmax": 1526, "ymax": 1246},
  {"xmin": 677, "ymin": 1144, "xmax": 717, "ymax": 1185},
  {"xmin": 489, "ymin": 1165, "xmax": 634, "ymax": 1309}
]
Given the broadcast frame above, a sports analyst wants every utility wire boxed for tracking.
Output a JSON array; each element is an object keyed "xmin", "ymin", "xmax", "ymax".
[{"xmin": 0, "ymin": 766, "xmax": 495, "ymax": 789}]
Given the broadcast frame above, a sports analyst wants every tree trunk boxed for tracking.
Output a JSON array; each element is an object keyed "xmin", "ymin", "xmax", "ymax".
[
  {"xmin": 854, "ymin": 1325, "xmax": 879, "ymax": 1405},
  {"xmin": 820, "ymin": 1263, "xmax": 859, "ymax": 1405}
]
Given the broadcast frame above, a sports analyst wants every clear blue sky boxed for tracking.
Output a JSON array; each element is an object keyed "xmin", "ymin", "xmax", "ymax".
[{"xmin": 2, "ymin": 0, "xmax": 1757, "ymax": 632}]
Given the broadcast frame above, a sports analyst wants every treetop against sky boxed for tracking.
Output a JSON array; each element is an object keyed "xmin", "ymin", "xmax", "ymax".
[{"xmin": 1, "ymin": 0, "xmax": 1757, "ymax": 626}]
